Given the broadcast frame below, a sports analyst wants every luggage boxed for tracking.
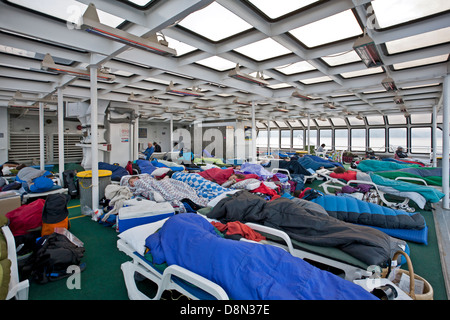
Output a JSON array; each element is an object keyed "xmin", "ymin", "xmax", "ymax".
[{"xmin": 41, "ymin": 193, "xmax": 71, "ymax": 236}]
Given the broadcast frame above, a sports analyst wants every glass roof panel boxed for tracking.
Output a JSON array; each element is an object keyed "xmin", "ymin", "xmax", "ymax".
[
  {"xmin": 300, "ymin": 75, "xmax": 333, "ymax": 84},
  {"xmin": 247, "ymin": 0, "xmax": 320, "ymax": 19},
  {"xmin": 234, "ymin": 38, "xmax": 292, "ymax": 61},
  {"xmin": 410, "ymin": 113, "xmax": 431, "ymax": 124},
  {"xmin": 321, "ymin": 50, "xmax": 361, "ymax": 66},
  {"xmin": 165, "ymin": 36, "xmax": 197, "ymax": 56},
  {"xmin": 340, "ymin": 66, "xmax": 384, "ymax": 78},
  {"xmin": 372, "ymin": 0, "xmax": 450, "ymax": 29},
  {"xmin": 9, "ymin": 0, "xmax": 124, "ymax": 27},
  {"xmin": 196, "ymin": 56, "xmax": 236, "ymax": 71},
  {"xmin": 275, "ymin": 61, "xmax": 316, "ymax": 75},
  {"xmin": 178, "ymin": 2, "xmax": 253, "ymax": 42},
  {"xmin": 366, "ymin": 115, "xmax": 385, "ymax": 125},
  {"xmin": 347, "ymin": 116, "xmax": 364, "ymax": 125},
  {"xmin": 386, "ymin": 27, "xmax": 450, "ymax": 54},
  {"xmin": 287, "ymin": 120, "xmax": 302, "ymax": 127},
  {"xmin": 289, "ymin": 9, "xmax": 363, "ymax": 48},
  {"xmin": 387, "ymin": 114, "xmax": 406, "ymax": 124},
  {"xmin": 393, "ymin": 54, "xmax": 449, "ymax": 70},
  {"xmin": 275, "ymin": 120, "xmax": 288, "ymax": 128},
  {"xmin": 268, "ymin": 83, "xmax": 292, "ymax": 89},
  {"xmin": 330, "ymin": 117, "xmax": 347, "ymax": 126}
]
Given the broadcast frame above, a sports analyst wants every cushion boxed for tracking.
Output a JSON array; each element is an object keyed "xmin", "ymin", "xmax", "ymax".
[
  {"xmin": 0, "ymin": 258, "xmax": 11, "ymax": 300},
  {"xmin": 150, "ymin": 167, "xmax": 171, "ymax": 177},
  {"xmin": 118, "ymin": 218, "xmax": 169, "ymax": 255}
]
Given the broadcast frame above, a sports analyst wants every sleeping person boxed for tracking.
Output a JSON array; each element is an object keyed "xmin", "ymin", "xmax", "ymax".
[{"xmin": 124, "ymin": 174, "xmax": 209, "ymax": 212}]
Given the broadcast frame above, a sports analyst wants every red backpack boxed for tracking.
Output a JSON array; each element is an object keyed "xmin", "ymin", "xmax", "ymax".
[{"xmin": 6, "ymin": 199, "xmax": 45, "ymax": 236}]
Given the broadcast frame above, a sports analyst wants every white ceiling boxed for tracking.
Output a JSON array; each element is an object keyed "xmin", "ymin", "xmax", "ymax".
[{"xmin": 0, "ymin": 0, "xmax": 449, "ymax": 125}]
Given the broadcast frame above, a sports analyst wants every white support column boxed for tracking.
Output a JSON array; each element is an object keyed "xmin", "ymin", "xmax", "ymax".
[
  {"xmin": 57, "ymin": 88, "xmax": 65, "ymax": 184},
  {"xmin": 89, "ymin": 58, "xmax": 99, "ymax": 211},
  {"xmin": 307, "ymin": 113, "xmax": 311, "ymax": 154},
  {"xmin": 251, "ymin": 101, "xmax": 257, "ymax": 163},
  {"xmin": 267, "ymin": 118, "xmax": 271, "ymax": 155},
  {"xmin": 169, "ymin": 115, "xmax": 173, "ymax": 151},
  {"xmin": 39, "ymin": 102, "xmax": 44, "ymax": 170},
  {"xmin": 442, "ymin": 74, "xmax": 449, "ymax": 209},
  {"xmin": 432, "ymin": 104, "xmax": 437, "ymax": 167},
  {"xmin": 133, "ymin": 115, "xmax": 139, "ymax": 159}
]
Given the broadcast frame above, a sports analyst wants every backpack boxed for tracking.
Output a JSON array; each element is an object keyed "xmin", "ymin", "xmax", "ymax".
[
  {"xmin": 63, "ymin": 170, "xmax": 78, "ymax": 197},
  {"xmin": 22, "ymin": 233, "xmax": 85, "ymax": 284}
]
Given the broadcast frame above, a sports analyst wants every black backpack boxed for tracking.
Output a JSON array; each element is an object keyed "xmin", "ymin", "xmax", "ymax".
[{"xmin": 22, "ymin": 233, "xmax": 85, "ymax": 284}]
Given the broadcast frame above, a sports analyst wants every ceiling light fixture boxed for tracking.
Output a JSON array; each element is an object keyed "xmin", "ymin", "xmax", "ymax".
[
  {"xmin": 292, "ymin": 91, "xmax": 312, "ymax": 100},
  {"xmin": 236, "ymin": 110, "xmax": 251, "ymax": 116},
  {"xmin": 128, "ymin": 93, "xmax": 162, "ymax": 105},
  {"xmin": 192, "ymin": 104, "xmax": 214, "ymax": 111},
  {"xmin": 352, "ymin": 34, "xmax": 383, "ymax": 68},
  {"xmin": 323, "ymin": 102, "xmax": 336, "ymax": 109},
  {"xmin": 41, "ymin": 53, "xmax": 115, "ymax": 82},
  {"xmin": 166, "ymin": 81, "xmax": 205, "ymax": 97},
  {"xmin": 393, "ymin": 96, "xmax": 404, "ymax": 104},
  {"xmin": 381, "ymin": 77, "xmax": 398, "ymax": 91},
  {"xmin": 81, "ymin": 3, "xmax": 176, "ymax": 56},
  {"xmin": 275, "ymin": 106, "xmax": 289, "ymax": 113},
  {"xmin": 228, "ymin": 64, "xmax": 269, "ymax": 87},
  {"xmin": 233, "ymin": 98, "xmax": 252, "ymax": 106}
]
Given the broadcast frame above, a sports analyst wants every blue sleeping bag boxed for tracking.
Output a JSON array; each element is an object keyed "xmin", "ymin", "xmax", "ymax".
[
  {"xmin": 145, "ymin": 213, "xmax": 377, "ymax": 300},
  {"xmin": 98, "ymin": 162, "xmax": 129, "ymax": 181},
  {"xmin": 135, "ymin": 159, "xmax": 158, "ymax": 174},
  {"xmin": 311, "ymin": 195, "xmax": 428, "ymax": 244},
  {"xmin": 297, "ymin": 155, "xmax": 342, "ymax": 170}
]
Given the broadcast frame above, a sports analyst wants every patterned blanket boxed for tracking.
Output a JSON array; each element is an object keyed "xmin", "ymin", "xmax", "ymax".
[{"xmin": 172, "ymin": 172, "xmax": 229, "ymax": 200}]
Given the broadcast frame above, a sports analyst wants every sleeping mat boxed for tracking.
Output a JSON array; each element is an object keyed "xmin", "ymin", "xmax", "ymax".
[{"xmin": 145, "ymin": 213, "xmax": 377, "ymax": 300}]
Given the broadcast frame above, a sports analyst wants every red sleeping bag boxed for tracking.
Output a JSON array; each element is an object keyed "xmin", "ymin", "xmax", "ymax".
[
  {"xmin": 329, "ymin": 170, "xmax": 357, "ymax": 182},
  {"xmin": 5, "ymin": 199, "xmax": 45, "ymax": 236},
  {"xmin": 198, "ymin": 167, "xmax": 234, "ymax": 185}
]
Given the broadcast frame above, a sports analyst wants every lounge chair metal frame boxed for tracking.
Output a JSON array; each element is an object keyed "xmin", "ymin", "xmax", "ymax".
[{"xmin": 117, "ymin": 238, "xmax": 229, "ymax": 300}]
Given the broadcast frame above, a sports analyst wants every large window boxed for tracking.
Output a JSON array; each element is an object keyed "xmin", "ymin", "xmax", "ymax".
[
  {"xmin": 319, "ymin": 129, "xmax": 332, "ymax": 148},
  {"xmin": 270, "ymin": 130, "xmax": 279, "ymax": 148},
  {"xmin": 389, "ymin": 127, "xmax": 407, "ymax": 152},
  {"xmin": 335, "ymin": 129, "xmax": 348, "ymax": 150},
  {"xmin": 280, "ymin": 130, "xmax": 291, "ymax": 148},
  {"xmin": 292, "ymin": 130, "xmax": 304, "ymax": 149},
  {"xmin": 411, "ymin": 127, "xmax": 431, "ymax": 153},
  {"xmin": 256, "ymin": 130, "xmax": 267, "ymax": 147},
  {"xmin": 351, "ymin": 129, "xmax": 366, "ymax": 151},
  {"xmin": 369, "ymin": 128, "xmax": 386, "ymax": 152},
  {"xmin": 307, "ymin": 129, "xmax": 317, "ymax": 147}
]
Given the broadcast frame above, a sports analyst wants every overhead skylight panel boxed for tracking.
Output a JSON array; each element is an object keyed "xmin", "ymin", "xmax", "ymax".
[
  {"xmin": 80, "ymin": 3, "xmax": 176, "ymax": 56},
  {"xmin": 228, "ymin": 64, "xmax": 269, "ymax": 86},
  {"xmin": 41, "ymin": 53, "xmax": 115, "ymax": 82}
]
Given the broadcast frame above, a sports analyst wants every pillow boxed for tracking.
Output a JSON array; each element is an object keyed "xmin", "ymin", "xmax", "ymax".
[
  {"xmin": 0, "ymin": 258, "xmax": 11, "ymax": 300},
  {"xmin": 150, "ymin": 167, "xmax": 171, "ymax": 177},
  {"xmin": 118, "ymin": 218, "xmax": 169, "ymax": 255}
]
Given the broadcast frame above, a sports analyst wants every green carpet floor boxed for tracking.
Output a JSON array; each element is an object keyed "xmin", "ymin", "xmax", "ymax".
[{"xmin": 27, "ymin": 183, "xmax": 448, "ymax": 300}]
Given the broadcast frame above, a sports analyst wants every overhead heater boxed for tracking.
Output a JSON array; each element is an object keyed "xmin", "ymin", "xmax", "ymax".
[
  {"xmin": 381, "ymin": 77, "xmax": 398, "ymax": 92},
  {"xmin": 128, "ymin": 93, "xmax": 162, "ymax": 105},
  {"xmin": 352, "ymin": 34, "xmax": 382, "ymax": 68},
  {"xmin": 292, "ymin": 91, "xmax": 312, "ymax": 100},
  {"xmin": 80, "ymin": 3, "xmax": 177, "ymax": 56},
  {"xmin": 166, "ymin": 81, "xmax": 205, "ymax": 97},
  {"xmin": 228, "ymin": 64, "xmax": 269, "ymax": 87},
  {"xmin": 41, "ymin": 53, "xmax": 115, "ymax": 82},
  {"xmin": 192, "ymin": 104, "xmax": 214, "ymax": 111}
]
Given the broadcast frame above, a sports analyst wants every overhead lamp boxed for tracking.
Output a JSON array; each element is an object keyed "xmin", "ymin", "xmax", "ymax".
[
  {"xmin": 207, "ymin": 112, "xmax": 221, "ymax": 118},
  {"xmin": 41, "ymin": 53, "xmax": 115, "ymax": 82},
  {"xmin": 356, "ymin": 113, "xmax": 364, "ymax": 120},
  {"xmin": 228, "ymin": 64, "xmax": 269, "ymax": 87},
  {"xmin": 323, "ymin": 102, "xmax": 336, "ymax": 109},
  {"xmin": 233, "ymin": 98, "xmax": 252, "ymax": 106},
  {"xmin": 236, "ymin": 110, "xmax": 251, "ymax": 116},
  {"xmin": 166, "ymin": 81, "xmax": 205, "ymax": 97},
  {"xmin": 292, "ymin": 91, "xmax": 312, "ymax": 100},
  {"xmin": 81, "ymin": 3, "xmax": 176, "ymax": 56},
  {"xmin": 128, "ymin": 93, "xmax": 161, "ymax": 105},
  {"xmin": 275, "ymin": 106, "xmax": 289, "ymax": 113},
  {"xmin": 164, "ymin": 107, "xmax": 185, "ymax": 114},
  {"xmin": 352, "ymin": 34, "xmax": 383, "ymax": 68},
  {"xmin": 381, "ymin": 77, "xmax": 398, "ymax": 92},
  {"xmin": 393, "ymin": 96, "xmax": 404, "ymax": 105},
  {"xmin": 192, "ymin": 104, "xmax": 214, "ymax": 111}
]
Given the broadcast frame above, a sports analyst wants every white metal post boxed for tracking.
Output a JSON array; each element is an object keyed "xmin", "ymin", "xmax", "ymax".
[
  {"xmin": 442, "ymin": 75, "xmax": 449, "ymax": 209},
  {"xmin": 90, "ymin": 58, "xmax": 99, "ymax": 211},
  {"xmin": 57, "ymin": 88, "xmax": 65, "ymax": 184},
  {"xmin": 267, "ymin": 118, "xmax": 270, "ymax": 156},
  {"xmin": 432, "ymin": 104, "xmax": 437, "ymax": 167},
  {"xmin": 251, "ymin": 101, "xmax": 257, "ymax": 163},
  {"xmin": 39, "ymin": 102, "xmax": 44, "ymax": 170},
  {"xmin": 307, "ymin": 112, "xmax": 311, "ymax": 154}
]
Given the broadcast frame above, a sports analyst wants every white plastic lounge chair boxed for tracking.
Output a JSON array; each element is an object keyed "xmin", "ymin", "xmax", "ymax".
[
  {"xmin": 1, "ymin": 225, "xmax": 29, "ymax": 300},
  {"xmin": 116, "ymin": 219, "xmax": 229, "ymax": 300}
]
